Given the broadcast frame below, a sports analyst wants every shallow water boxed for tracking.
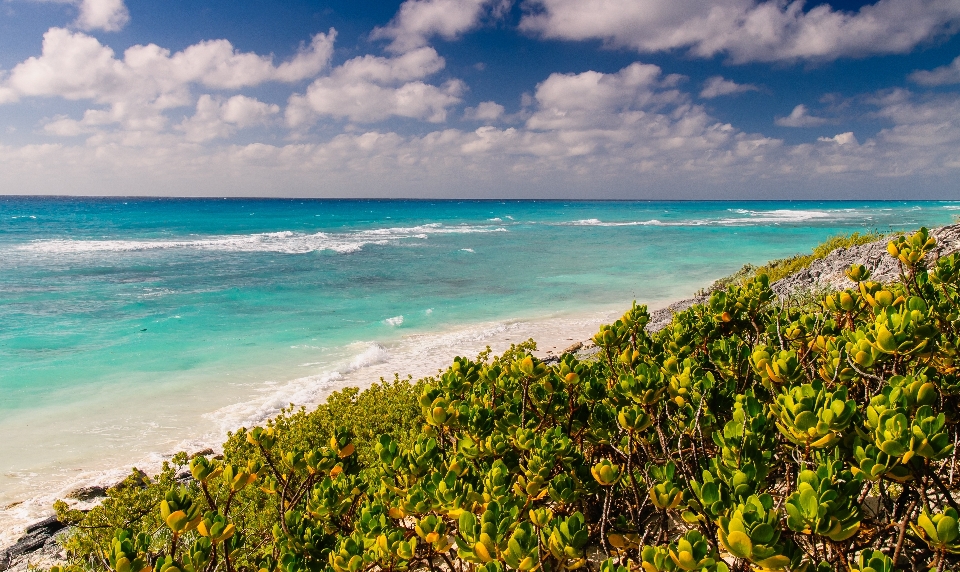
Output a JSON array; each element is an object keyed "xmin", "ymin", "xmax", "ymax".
[{"xmin": 1, "ymin": 198, "xmax": 957, "ymax": 542}]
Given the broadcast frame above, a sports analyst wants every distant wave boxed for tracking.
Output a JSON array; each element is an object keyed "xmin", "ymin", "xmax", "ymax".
[
  {"xmin": 556, "ymin": 208, "xmax": 853, "ymax": 228},
  {"xmin": 17, "ymin": 223, "xmax": 507, "ymax": 255}
]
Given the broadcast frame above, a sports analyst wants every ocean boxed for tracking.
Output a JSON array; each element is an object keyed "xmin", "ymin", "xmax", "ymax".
[{"xmin": 1, "ymin": 198, "xmax": 957, "ymax": 542}]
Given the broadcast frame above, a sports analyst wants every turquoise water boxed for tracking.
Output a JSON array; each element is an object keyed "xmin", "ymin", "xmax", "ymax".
[{"xmin": 0, "ymin": 199, "xmax": 958, "ymax": 538}]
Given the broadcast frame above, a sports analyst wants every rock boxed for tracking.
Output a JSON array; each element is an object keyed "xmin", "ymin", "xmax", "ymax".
[
  {"xmin": 66, "ymin": 485, "xmax": 107, "ymax": 501},
  {"xmin": 637, "ymin": 224, "xmax": 960, "ymax": 335},
  {"xmin": 0, "ymin": 517, "xmax": 66, "ymax": 571},
  {"xmin": 190, "ymin": 448, "xmax": 215, "ymax": 459},
  {"xmin": 770, "ymin": 223, "xmax": 960, "ymax": 299},
  {"xmin": 562, "ymin": 341, "xmax": 583, "ymax": 354},
  {"xmin": 646, "ymin": 296, "xmax": 708, "ymax": 333}
]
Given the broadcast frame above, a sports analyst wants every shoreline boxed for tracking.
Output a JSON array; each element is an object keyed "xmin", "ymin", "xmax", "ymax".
[
  {"xmin": 0, "ymin": 295, "xmax": 685, "ymax": 551},
  {"xmin": 6, "ymin": 220, "xmax": 959, "ymax": 566}
]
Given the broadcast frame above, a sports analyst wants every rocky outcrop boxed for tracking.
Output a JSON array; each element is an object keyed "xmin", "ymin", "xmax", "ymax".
[
  {"xmin": 770, "ymin": 224, "xmax": 960, "ymax": 299},
  {"xmin": 647, "ymin": 295, "xmax": 709, "ymax": 333},
  {"xmin": 634, "ymin": 224, "xmax": 960, "ymax": 339},
  {"xmin": 0, "ymin": 517, "xmax": 67, "ymax": 572}
]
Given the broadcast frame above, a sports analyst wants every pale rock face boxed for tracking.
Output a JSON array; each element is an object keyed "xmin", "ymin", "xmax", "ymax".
[{"xmin": 770, "ymin": 223, "xmax": 960, "ymax": 299}]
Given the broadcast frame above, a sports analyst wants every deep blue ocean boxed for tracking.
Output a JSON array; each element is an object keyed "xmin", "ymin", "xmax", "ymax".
[{"xmin": 1, "ymin": 198, "xmax": 958, "ymax": 539}]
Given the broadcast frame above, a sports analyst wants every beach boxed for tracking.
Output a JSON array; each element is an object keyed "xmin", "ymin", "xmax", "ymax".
[
  {"xmin": 0, "ymin": 301, "xmax": 671, "ymax": 547},
  {"xmin": 2, "ymin": 199, "xmax": 959, "ymax": 548}
]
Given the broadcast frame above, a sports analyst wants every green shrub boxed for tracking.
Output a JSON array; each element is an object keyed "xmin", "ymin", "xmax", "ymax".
[{"xmin": 50, "ymin": 227, "xmax": 960, "ymax": 572}]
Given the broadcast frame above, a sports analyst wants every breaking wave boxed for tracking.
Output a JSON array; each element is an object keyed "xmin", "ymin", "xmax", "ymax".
[
  {"xmin": 17, "ymin": 224, "xmax": 507, "ymax": 255},
  {"xmin": 556, "ymin": 209, "xmax": 853, "ymax": 227}
]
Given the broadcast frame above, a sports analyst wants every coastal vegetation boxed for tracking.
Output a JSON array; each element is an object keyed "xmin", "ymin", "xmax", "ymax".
[{"xmin": 50, "ymin": 227, "xmax": 960, "ymax": 571}]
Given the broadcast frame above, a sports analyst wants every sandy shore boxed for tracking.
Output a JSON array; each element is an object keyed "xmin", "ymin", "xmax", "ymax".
[{"xmin": 0, "ymin": 295, "xmax": 684, "ymax": 555}]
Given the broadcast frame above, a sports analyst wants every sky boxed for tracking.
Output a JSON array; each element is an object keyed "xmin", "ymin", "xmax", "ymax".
[{"xmin": 1, "ymin": 0, "xmax": 960, "ymax": 198}]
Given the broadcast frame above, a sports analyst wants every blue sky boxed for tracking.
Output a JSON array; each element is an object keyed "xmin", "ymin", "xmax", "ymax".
[{"xmin": 1, "ymin": 0, "xmax": 960, "ymax": 198}]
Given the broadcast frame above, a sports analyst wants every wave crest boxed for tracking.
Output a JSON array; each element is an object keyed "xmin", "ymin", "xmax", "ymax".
[{"xmin": 18, "ymin": 224, "xmax": 507, "ymax": 255}]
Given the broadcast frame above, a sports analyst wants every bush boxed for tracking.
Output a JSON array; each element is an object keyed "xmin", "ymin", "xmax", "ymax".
[{"xmin": 52, "ymin": 227, "xmax": 960, "ymax": 572}]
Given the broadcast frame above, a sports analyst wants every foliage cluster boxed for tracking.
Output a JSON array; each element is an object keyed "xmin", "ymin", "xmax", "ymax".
[
  {"xmin": 703, "ymin": 231, "xmax": 882, "ymax": 294},
  {"xmin": 52, "ymin": 227, "xmax": 960, "ymax": 572}
]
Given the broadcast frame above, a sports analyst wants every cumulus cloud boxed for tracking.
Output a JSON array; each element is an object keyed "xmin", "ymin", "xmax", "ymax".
[
  {"xmin": 464, "ymin": 101, "xmax": 505, "ymax": 121},
  {"xmin": 286, "ymin": 47, "xmax": 464, "ymax": 125},
  {"xmin": 177, "ymin": 95, "xmax": 280, "ymax": 142},
  {"xmin": 909, "ymin": 55, "xmax": 960, "ymax": 85},
  {"xmin": 818, "ymin": 131, "xmax": 858, "ymax": 145},
  {"xmin": 700, "ymin": 76, "xmax": 759, "ymax": 98},
  {"xmin": 5, "ymin": 80, "xmax": 960, "ymax": 198},
  {"xmin": 871, "ymin": 89, "xmax": 960, "ymax": 148},
  {"xmin": 525, "ymin": 63, "xmax": 688, "ymax": 131},
  {"xmin": 32, "ymin": 0, "xmax": 130, "ymax": 32},
  {"xmin": 519, "ymin": 0, "xmax": 960, "ymax": 63},
  {"xmin": 372, "ymin": 0, "xmax": 510, "ymax": 52},
  {"xmin": 775, "ymin": 104, "xmax": 828, "ymax": 127},
  {"xmin": 0, "ymin": 27, "xmax": 335, "ymax": 130},
  {"xmin": 74, "ymin": 0, "xmax": 129, "ymax": 31}
]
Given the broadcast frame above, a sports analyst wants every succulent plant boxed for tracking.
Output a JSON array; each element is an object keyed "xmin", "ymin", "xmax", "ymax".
[
  {"xmin": 503, "ymin": 522, "xmax": 540, "ymax": 571},
  {"xmin": 329, "ymin": 532, "xmax": 374, "ymax": 572},
  {"xmin": 865, "ymin": 301, "xmax": 937, "ymax": 359},
  {"xmin": 668, "ymin": 530, "xmax": 728, "ymax": 572},
  {"xmin": 160, "ymin": 487, "xmax": 202, "ymax": 534},
  {"xmin": 850, "ymin": 549, "xmax": 899, "ymax": 572},
  {"xmin": 887, "ymin": 228, "xmax": 936, "ymax": 271},
  {"xmin": 648, "ymin": 461, "xmax": 684, "ymax": 510},
  {"xmin": 196, "ymin": 510, "xmax": 235, "ymax": 543},
  {"xmin": 717, "ymin": 494, "xmax": 791, "ymax": 570},
  {"xmin": 911, "ymin": 405, "xmax": 954, "ymax": 461},
  {"xmin": 772, "ymin": 381, "xmax": 856, "ymax": 449},
  {"xmin": 851, "ymin": 438, "xmax": 911, "ymax": 483},
  {"xmin": 106, "ymin": 530, "xmax": 151, "ymax": 572},
  {"xmin": 591, "ymin": 459, "xmax": 622, "ymax": 486},
  {"xmin": 617, "ymin": 363, "xmax": 667, "ymax": 406},
  {"xmin": 457, "ymin": 501, "xmax": 515, "ymax": 564},
  {"xmin": 784, "ymin": 459, "xmax": 860, "ymax": 542},
  {"xmin": 752, "ymin": 348, "xmax": 805, "ymax": 386},
  {"xmin": 912, "ymin": 507, "xmax": 960, "ymax": 555},
  {"xmin": 641, "ymin": 545, "xmax": 677, "ymax": 572},
  {"xmin": 182, "ymin": 537, "xmax": 212, "ymax": 572}
]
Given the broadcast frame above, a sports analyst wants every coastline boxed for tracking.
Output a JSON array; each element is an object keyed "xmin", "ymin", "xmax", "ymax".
[
  {"xmin": 0, "ymin": 208, "xmax": 960, "ymax": 556},
  {"xmin": 0, "ymin": 294, "xmax": 685, "ymax": 552}
]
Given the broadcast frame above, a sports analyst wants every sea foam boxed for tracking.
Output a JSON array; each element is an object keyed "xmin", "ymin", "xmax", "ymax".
[
  {"xmin": 556, "ymin": 208, "xmax": 852, "ymax": 228},
  {"xmin": 17, "ymin": 223, "xmax": 507, "ymax": 255}
]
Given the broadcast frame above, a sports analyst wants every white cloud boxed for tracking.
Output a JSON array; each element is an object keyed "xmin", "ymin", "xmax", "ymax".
[
  {"xmin": 909, "ymin": 55, "xmax": 960, "ymax": 85},
  {"xmin": 464, "ymin": 101, "xmax": 505, "ymax": 121},
  {"xmin": 6, "ymin": 86, "xmax": 960, "ymax": 198},
  {"xmin": 818, "ymin": 131, "xmax": 858, "ymax": 145},
  {"xmin": 32, "ymin": 0, "xmax": 130, "ymax": 32},
  {"xmin": 286, "ymin": 48, "xmax": 463, "ymax": 125},
  {"xmin": 775, "ymin": 104, "xmax": 828, "ymax": 127},
  {"xmin": 519, "ymin": 0, "xmax": 960, "ymax": 63},
  {"xmin": 526, "ymin": 63, "xmax": 685, "ymax": 131},
  {"xmin": 700, "ymin": 76, "xmax": 759, "ymax": 98},
  {"xmin": 177, "ymin": 95, "xmax": 279, "ymax": 142},
  {"xmin": 372, "ymin": 0, "xmax": 510, "ymax": 53},
  {"xmin": 871, "ymin": 89, "xmax": 960, "ymax": 148},
  {"xmin": 0, "ymin": 27, "xmax": 335, "ymax": 131},
  {"xmin": 1, "ymin": 28, "xmax": 336, "ymax": 103},
  {"xmin": 75, "ymin": 0, "xmax": 129, "ymax": 31}
]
